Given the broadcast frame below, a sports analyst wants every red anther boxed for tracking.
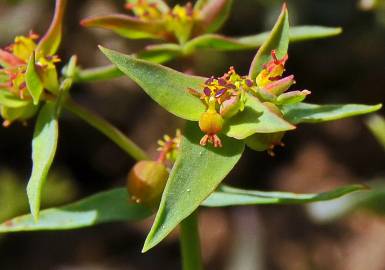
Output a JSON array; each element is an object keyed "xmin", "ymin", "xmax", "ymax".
[
  {"xmin": 218, "ymin": 78, "xmax": 227, "ymax": 86},
  {"xmin": 205, "ymin": 76, "xmax": 214, "ymax": 84}
]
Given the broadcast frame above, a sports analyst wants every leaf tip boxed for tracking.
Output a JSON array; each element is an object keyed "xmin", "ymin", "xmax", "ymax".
[
  {"xmin": 142, "ymin": 236, "xmax": 156, "ymax": 253},
  {"xmin": 335, "ymin": 27, "xmax": 343, "ymax": 35},
  {"xmin": 281, "ymin": 2, "xmax": 288, "ymax": 12}
]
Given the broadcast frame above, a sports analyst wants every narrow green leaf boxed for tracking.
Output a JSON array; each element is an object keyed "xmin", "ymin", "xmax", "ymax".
[
  {"xmin": 0, "ymin": 90, "xmax": 31, "ymax": 108},
  {"xmin": 36, "ymin": 0, "xmax": 67, "ymax": 56},
  {"xmin": 184, "ymin": 34, "xmax": 252, "ymax": 53},
  {"xmin": 282, "ymin": 102, "xmax": 382, "ymax": 124},
  {"xmin": 81, "ymin": 15, "xmax": 167, "ymax": 40},
  {"xmin": 143, "ymin": 122, "xmax": 244, "ymax": 252},
  {"xmin": 285, "ymin": 25, "xmax": 342, "ymax": 42},
  {"xmin": 0, "ymin": 182, "xmax": 364, "ymax": 232},
  {"xmin": 238, "ymin": 25, "xmax": 342, "ymax": 46},
  {"xmin": 136, "ymin": 43, "xmax": 182, "ymax": 64},
  {"xmin": 249, "ymin": 4, "xmax": 289, "ymax": 79},
  {"xmin": 224, "ymin": 94, "xmax": 295, "ymax": 140},
  {"xmin": 366, "ymin": 115, "xmax": 385, "ymax": 150},
  {"xmin": 0, "ymin": 188, "xmax": 151, "ymax": 232},
  {"xmin": 27, "ymin": 102, "xmax": 59, "ymax": 221},
  {"xmin": 25, "ymin": 52, "xmax": 44, "ymax": 105},
  {"xmin": 307, "ymin": 180, "xmax": 385, "ymax": 223},
  {"xmin": 100, "ymin": 46, "xmax": 206, "ymax": 121},
  {"xmin": 184, "ymin": 26, "xmax": 341, "ymax": 52},
  {"xmin": 203, "ymin": 184, "xmax": 367, "ymax": 207}
]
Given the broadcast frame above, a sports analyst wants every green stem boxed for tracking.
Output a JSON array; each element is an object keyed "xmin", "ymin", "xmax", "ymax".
[
  {"xmin": 64, "ymin": 98, "xmax": 149, "ymax": 161},
  {"xmin": 180, "ymin": 211, "xmax": 203, "ymax": 270},
  {"xmin": 74, "ymin": 65, "xmax": 123, "ymax": 83}
]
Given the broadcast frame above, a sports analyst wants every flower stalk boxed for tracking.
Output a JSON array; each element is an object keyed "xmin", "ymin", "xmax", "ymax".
[{"xmin": 180, "ymin": 210, "xmax": 203, "ymax": 270}]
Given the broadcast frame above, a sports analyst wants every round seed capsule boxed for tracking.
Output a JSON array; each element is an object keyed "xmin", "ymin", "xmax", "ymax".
[
  {"xmin": 198, "ymin": 110, "xmax": 224, "ymax": 135},
  {"xmin": 127, "ymin": 160, "xmax": 169, "ymax": 208}
]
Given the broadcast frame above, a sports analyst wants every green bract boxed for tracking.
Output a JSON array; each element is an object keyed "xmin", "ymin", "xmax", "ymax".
[
  {"xmin": 27, "ymin": 102, "xmax": 59, "ymax": 221},
  {"xmin": 143, "ymin": 122, "xmax": 245, "ymax": 251}
]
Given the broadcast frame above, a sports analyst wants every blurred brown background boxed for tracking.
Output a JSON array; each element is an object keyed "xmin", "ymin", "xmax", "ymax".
[{"xmin": 0, "ymin": 0, "xmax": 384, "ymax": 269}]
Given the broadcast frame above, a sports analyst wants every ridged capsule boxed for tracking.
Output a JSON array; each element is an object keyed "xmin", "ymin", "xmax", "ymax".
[
  {"xmin": 199, "ymin": 109, "xmax": 224, "ymax": 147},
  {"xmin": 127, "ymin": 160, "xmax": 169, "ymax": 208}
]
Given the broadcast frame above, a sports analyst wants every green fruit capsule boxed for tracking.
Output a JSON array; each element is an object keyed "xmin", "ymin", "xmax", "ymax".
[
  {"xmin": 245, "ymin": 132, "xmax": 285, "ymax": 156},
  {"xmin": 1, "ymin": 102, "xmax": 38, "ymax": 127},
  {"xmin": 199, "ymin": 110, "xmax": 224, "ymax": 135},
  {"xmin": 127, "ymin": 160, "xmax": 169, "ymax": 208}
]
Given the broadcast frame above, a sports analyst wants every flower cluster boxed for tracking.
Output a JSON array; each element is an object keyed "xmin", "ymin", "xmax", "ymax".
[
  {"xmin": 189, "ymin": 50, "xmax": 311, "ymax": 149},
  {"xmin": 156, "ymin": 129, "xmax": 182, "ymax": 164},
  {"xmin": 125, "ymin": 0, "xmax": 164, "ymax": 20},
  {"xmin": 254, "ymin": 50, "xmax": 310, "ymax": 106},
  {"xmin": 0, "ymin": 32, "xmax": 60, "ymax": 126},
  {"xmin": 126, "ymin": 1, "xmax": 198, "ymax": 43},
  {"xmin": 189, "ymin": 67, "xmax": 253, "ymax": 147}
]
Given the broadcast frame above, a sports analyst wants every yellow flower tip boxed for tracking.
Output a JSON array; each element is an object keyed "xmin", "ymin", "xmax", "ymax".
[
  {"xmin": 256, "ymin": 50, "xmax": 290, "ymax": 88},
  {"xmin": 125, "ymin": 0, "xmax": 163, "ymax": 20}
]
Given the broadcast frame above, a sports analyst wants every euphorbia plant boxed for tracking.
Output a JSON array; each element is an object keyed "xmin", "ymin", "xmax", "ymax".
[
  {"xmin": 75, "ymin": 0, "xmax": 342, "ymax": 81},
  {"xmin": 0, "ymin": 1, "xmax": 382, "ymax": 270}
]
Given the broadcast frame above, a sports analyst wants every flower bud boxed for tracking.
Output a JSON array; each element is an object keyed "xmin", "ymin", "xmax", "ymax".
[
  {"xmin": 276, "ymin": 90, "xmax": 311, "ymax": 105},
  {"xmin": 199, "ymin": 109, "xmax": 224, "ymax": 135},
  {"xmin": 219, "ymin": 95, "xmax": 241, "ymax": 118},
  {"xmin": 127, "ymin": 160, "xmax": 169, "ymax": 208},
  {"xmin": 265, "ymin": 75, "xmax": 295, "ymax": 96}
]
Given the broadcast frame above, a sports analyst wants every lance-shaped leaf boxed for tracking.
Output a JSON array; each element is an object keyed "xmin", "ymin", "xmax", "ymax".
[
  {"xmin": 37, "ymin": 0, "xmax": 67, "ymax": 56},
  {"xmin": 238, "ymin": 25, "xmax": 341, "ymax": 47},
  {"xmin": 100, "ymin": 46, "xmax": 206, "ymax": 121},
  {"xmin": 25, "ymin": 52, "xmax": 44, "ymax": 105},
  {"xmin": 0, "ymin": 189, "xmax": 151, "ymax": 233},
  {"xmin": 184, "ymin": 26, "xmax": 341, "ymax": 52},
  {"xmin": 195, "ymin": 0, "xmax": 233, "ymax": 34},
  {"xmin": 249, "ymin": 4, "xmax": 289, "ymax": 79},
  {"xmin": 307, "ymin": 180, "xmax": 385, "ymax": 223},
  {"xmin": 136, "ymin": 43, "xmax": 182, "ymax": 64},
  {"xmin": 27, "ymin": 102, "xmax": 59, "ymax": 221},
  {"xmin": 126, "ymin": 0, "xmax": 170, "ymax": 14},
  {"xmin": 203, "ymin": 184, "xmax": 367, "ymax": 207},
  {"xmin": 282, "ymin": 102, "xmax": 382, "ymax": 124},
  {"xmin": 143, "ymin": 122, "xmax": 244, "ymax": 252},
  {"xmin": 0, "ymin": 90, "xmax": 31, "ymax": 108},
  {"xmin": 81, "ymin": 15, "xmax": 167, "ymax": 40},
  {"xmin": 0, "ymin": 183, "xmax": 364, "ymax": 232},
  {"xmin": 224, "ymin": 94, "xmax": 295, "ymax": 140}
]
